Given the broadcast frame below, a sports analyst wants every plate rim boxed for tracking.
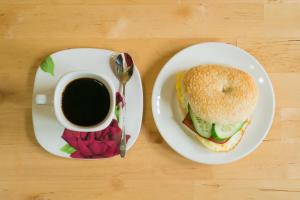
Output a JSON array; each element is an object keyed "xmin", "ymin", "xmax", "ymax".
[
  {"xmin": 32, "ymin": 48, "xmax": 144, "ymax": 159},
  {"xmin": 151, "ymin": 42, "xmax": 276, "ymax": 164}
]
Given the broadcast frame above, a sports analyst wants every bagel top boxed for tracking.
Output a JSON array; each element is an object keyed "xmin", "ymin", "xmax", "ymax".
[{"xmin": 183, "ymin": 64, "xmax": 258, "ymax": 124}]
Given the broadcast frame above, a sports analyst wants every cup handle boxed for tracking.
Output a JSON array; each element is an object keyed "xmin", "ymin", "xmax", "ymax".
[{"xmin": 35, "ymin": 94, "xmax": 49, "ymax": 105}]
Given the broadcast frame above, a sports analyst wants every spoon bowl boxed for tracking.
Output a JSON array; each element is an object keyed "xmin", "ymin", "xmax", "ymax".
[{"xmin": 115, "ymin": 53, "xmax": 134, "ymax": 84}]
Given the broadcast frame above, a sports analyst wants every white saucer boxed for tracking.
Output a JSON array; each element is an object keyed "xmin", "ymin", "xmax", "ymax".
[
  {"xmin": 32, "ymin": 48, "xmax": 143, "ymax": 158},
  {"xmin": 152, "ymin": 42, "xmax": 275, "ymax": 164}
]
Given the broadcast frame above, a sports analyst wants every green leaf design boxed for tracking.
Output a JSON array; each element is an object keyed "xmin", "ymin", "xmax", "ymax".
[
  {"xmin": 60, "ymin": 144, "xmax": 76, "ymax": 154},
  {"xmin": 115, "ymin": 105, "xmax": 120, "ymax": 122},
  {"xmin": 40, "ymin": 56, "xmax": 54, "ymax": 76}
]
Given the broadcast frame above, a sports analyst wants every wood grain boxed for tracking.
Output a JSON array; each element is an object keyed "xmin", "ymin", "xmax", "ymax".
[{"xmin": 0, "ymin": 0, "xmax": 300, "ymax": 199}]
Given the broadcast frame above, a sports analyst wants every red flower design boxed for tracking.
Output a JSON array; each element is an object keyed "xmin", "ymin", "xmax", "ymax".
[{"xmin": 62, "ymin": 119, "xmax": 130, "ymax": 158}]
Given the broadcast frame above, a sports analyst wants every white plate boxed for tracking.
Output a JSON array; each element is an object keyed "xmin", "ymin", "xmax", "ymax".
[
  {"xmin": 32, "ymin": 48, "xmax": 143, "ymax": 158},
  {"xmin": 152, "ymin": 42, "xmax": 275, "ymax": 164}
]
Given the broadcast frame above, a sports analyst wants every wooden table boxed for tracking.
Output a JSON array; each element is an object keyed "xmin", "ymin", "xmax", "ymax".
[{"xmin": 1, "ymin": 1, "xmax": 300, "ymax": 199}]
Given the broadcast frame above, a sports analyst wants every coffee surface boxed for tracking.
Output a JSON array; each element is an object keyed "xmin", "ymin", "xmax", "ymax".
[{"xmin": 62, "ymin": 78, "xmax": 110, "ymax": 126}]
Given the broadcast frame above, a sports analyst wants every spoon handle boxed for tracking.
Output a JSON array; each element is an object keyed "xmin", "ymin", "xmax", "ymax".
[{"xmin": 120, "ymin": 84, "xmax": 126, "ymax": 158}]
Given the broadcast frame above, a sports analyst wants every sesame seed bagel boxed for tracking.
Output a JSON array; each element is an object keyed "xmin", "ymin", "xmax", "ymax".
[{"xmin": 183, "ymin": 64, "xmax": 258, "ymax": 124}]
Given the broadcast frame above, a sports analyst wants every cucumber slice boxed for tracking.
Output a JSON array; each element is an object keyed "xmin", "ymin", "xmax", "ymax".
[
  {"xmin": 212, "ymin": 121, "xmax": 245, "ymax": 140},
  {"xmin": 211, "ymin": 124, "xmax": 227, "ymax": 142},
  {"xmin": 188, "ymin": 105, "xmax": 212, "ymax": 138}
]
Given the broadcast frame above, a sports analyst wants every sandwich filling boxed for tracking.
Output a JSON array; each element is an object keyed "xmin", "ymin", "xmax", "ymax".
[{"xmin": 183, "ymin": 105, "xmax": 248, "ymax": 144}]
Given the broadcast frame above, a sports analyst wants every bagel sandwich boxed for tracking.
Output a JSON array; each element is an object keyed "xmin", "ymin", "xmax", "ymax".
[{"xmin": 176, "ymin": 64, "xmax": 258, "ymax": 152}]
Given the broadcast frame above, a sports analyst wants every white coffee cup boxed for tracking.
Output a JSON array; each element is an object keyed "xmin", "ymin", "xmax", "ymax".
[{"xmin": 35, "ymin": 71, "xmax": 115, "ymax": 132}]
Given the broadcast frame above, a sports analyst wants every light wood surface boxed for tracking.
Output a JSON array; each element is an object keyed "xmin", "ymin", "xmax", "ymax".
[{"xmin": 0, "ymin": 0, "xmax": 300, "ymax": 199}]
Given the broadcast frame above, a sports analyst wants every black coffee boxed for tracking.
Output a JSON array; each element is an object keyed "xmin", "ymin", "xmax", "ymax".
[{"xmin": 62, "ymin": 78, "xmax": 110, "ymax": 126}]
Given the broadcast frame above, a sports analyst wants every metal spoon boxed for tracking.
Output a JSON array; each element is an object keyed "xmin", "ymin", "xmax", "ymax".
[{"xmin": 113, "ymin": 52, "xmax": 134, "ymax": 158}]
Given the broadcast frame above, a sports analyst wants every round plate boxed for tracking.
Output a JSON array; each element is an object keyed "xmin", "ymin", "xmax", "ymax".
[
  {"xmin": 32, "ymin": 48, "xmax": 143, "ymax": 158},
  {"xmin": 152, "ymin": 42, "xmax": 275, "ymax": 164}
]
